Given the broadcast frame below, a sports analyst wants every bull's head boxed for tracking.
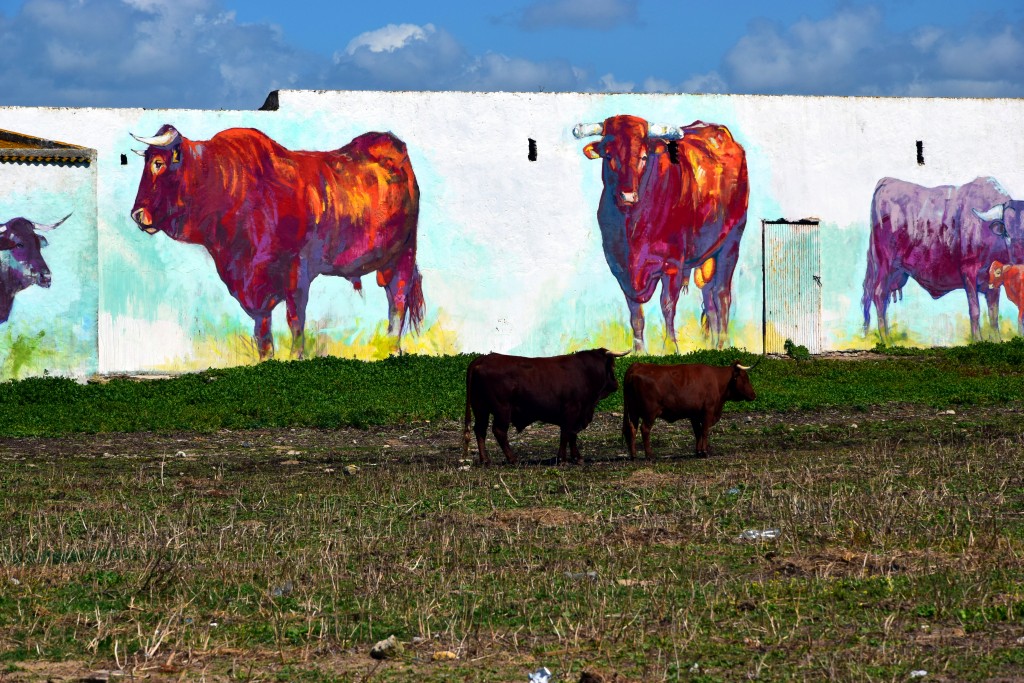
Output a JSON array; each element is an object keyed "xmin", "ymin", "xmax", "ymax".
[
  {"xmin": 574, "ymin": 115, "xmax": 682, "ymax": 212},
  {"xmin": 130, "ymin": 124, "xmax": 186, "ymax": 239},
  {"xmin": 728, "ymin": 361, "xmax": 757, "ymax": 402},
  {"xmin": 973, "ymin": 200, "xmax": 1024, "ymax": 264},
  {"xmin": 0, "ymin": 214, "xmax": 69, "ymax": 289},
  {"xmin": 597, "ymin": 348, "xmax": 629, "ymax": 399}
]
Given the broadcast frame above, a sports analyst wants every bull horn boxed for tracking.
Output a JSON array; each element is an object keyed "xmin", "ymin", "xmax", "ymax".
[
  {"xmin": 973, "ymin": 204, "xmax": 1005, "ymax": 222},
  {"xmin": 32, "ymin": 213, "xmax": 71, "ymax": 233},
  {"xmin": 736, "ymin": 364, "xmax": 751, "ymax": 370},
  {"xmin": 131, "ymin": 127, "xmax": 181, "ymax": 148},
  {"xmin": 132, "ymin": 149, "xmax": 146, "ymax": 157},
  {"xmin": 573, "ymin": 122, "xmax": 604, "ymax": 139},
  {"xmin": 606, "ymin": 349, "xmax": 630, "ymax": 357},
  {"xmin": 648, "ymin": 123, "xmax": 683, "ymax": 140}
]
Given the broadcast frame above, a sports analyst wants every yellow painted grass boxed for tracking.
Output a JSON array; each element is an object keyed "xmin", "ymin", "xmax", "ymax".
[{"xmin": 565, "ymin": 312, "xmax": 763, "ymax": 355}]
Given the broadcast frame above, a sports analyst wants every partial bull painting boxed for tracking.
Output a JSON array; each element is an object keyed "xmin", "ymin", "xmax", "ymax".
[
  {"xmin": 861, "ymin": 177, "xmax": 1024, "ymax": 341},
  {"xmin": 574, "ymin": 115, "xmax": 749, "ymax": 351},
  {"xmin": 0, "ymin": 214, "xmax": 69, "ymax": 324},
  {"xmin": 129, "ymin": 124, "xmax": 424, "ymax": 360}
]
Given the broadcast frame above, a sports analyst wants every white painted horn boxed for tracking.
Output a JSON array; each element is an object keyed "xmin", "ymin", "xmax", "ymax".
[
  {"xmin": 32, "ymin": 213, "xmax": 71, "ymax": 233},
  {"xmin": 648, "ymin": 123, "xmax": 683, "ymax": 140},
  {"xmin": 573, "ymin": 122, "xmax": 604, "ymax": 139},
  {"xmin": 131, "ymin": 128, "xmax": 181, "ymax": 147},
  {"xmin": 973, "ymin": 204, "xmax": 1005, "ymax": 222}
]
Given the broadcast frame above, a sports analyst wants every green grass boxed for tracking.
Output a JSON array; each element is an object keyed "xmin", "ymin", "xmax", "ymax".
[{"xmin": 2, "ymin": 339, "xmax": 1024, "ymax": 436}]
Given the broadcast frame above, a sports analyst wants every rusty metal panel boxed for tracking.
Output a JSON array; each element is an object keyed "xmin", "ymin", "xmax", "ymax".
[{"xmin": 762, "ymin": 220, "xmax": 822, "ymax": 354}]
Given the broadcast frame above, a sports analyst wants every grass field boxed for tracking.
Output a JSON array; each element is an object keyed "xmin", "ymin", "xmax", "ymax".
[{"xmin": 1, "ymin": 343, "xmax": 1024, "ymax": 681}]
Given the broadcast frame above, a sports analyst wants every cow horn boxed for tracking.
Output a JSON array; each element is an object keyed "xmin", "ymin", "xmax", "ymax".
[
  {"xmin": 973, "ymin": 204, "xmax": 1005, "ymax": 222},
  {"xmin": 736, "ymin": 364, "xmax": 751, "ymax": 370},
  {"xmin": 648, "ymin": 123, "xmax": 683, "ymax": 140},
  {"xmin": 606, "ymin": 349, "xmax": 630, "ymax": 357},
  {"xmin": 32, "ymin": 213, "xmax": 71, "ymax": 233},
  {"xmin": 573, "ymin": 122, "xmax": 604, "ymax": 139},
  {"xmin": 131, "ymin": 128, "xmax": 181, "ymax": 147},
  {"xmin": 132, "ymin": 149, "xmax": 146, "ymax": 157}
]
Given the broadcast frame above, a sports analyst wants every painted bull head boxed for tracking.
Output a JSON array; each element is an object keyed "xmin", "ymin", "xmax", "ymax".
[
  {"xmin": 973, "ymin": 200, "xmax": 1024, "ymax": 264},
  {"xmin": 130, "ymin": 125, "xmax": 186, "ymax": 239},
  {"xmin": 574, "ymin": 115, "xmax": 682, "ymax": 211},
  {"xmin": 0, "ymin": 214, "xmax": 69, "ymax": 289}
]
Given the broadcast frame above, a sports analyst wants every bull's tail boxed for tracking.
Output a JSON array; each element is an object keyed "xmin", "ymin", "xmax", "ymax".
[
  {"xmin": 462, "ymin": 362, "xmax": 474, "ymax": 460},
  {"xmin": 407, "ymin": 266, "xmax": 425, "ymax": 334}
]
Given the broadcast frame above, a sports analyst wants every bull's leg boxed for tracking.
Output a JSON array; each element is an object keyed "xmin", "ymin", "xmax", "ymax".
[
  {"xmin": 627, "ymin": 298, "xmax": 645, "ymax": 353},
  {"xmin": 640, "ymin": 418, "xmax": 654, "ymax": 460},
  {"xmin": 491, "ymin": 415, "xmax": 517, "ymax": 465},
  {"xmin": 985, "ymin": 287, "xmax": 1001, "ymax": 340},
  {"xmin": 659, "ymin": 272, "xmax": 683, "ymax": 354},
  {"xmin": 568, "ymin": 432, "xmax": 582, "ymax": 465},
  {"xmin": 964, "ymin": 279, "xmax": 983, "ymax": 341},
  {"xmin": 473, "ymin": 412, "xmax": 491, "ymax": 465},
  {"xmin": 624, "ymin": 414, "xmax": 638, "ymax": 459},
  {"xmin": 380, "ymin": 244, "xmax": 424, "ymax": 354},
  {"xmin": 689, "ymin": 417, "xmax": 702, "ymax": 457},
  {"xmin": 253, "ymin": 313, "xmax": 274, "ymax": 361},
  {"xmin": 285, "ymin": 286, "xmax": 310, "ymax": 359}
]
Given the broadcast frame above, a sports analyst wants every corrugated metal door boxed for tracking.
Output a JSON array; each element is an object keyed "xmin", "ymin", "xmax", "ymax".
[{"xmin": 762, "ymin": 220, "xmax": 822, "ymax": 354}]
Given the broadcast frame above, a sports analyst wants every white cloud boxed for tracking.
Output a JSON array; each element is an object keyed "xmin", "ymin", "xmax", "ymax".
[
  {"xmin": 520, "ymin": 0, "xmax": 638, "ymax": 30},
  {"xmin": 344, "ymin": 23, "xmax": 436, "ymax": 56},
  {"xmin": 598, "ymin": 73, "xmax": 635, "ymax": 92}
]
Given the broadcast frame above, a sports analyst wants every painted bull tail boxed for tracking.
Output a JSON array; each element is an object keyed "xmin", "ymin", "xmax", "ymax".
[{"xmin": 407, "ymin": 266, "xmax": 425, "ymax": 333}]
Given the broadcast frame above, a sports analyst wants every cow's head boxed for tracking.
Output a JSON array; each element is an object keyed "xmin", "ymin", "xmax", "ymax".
[
  {"xmin": 595, "ymin": 348, "xmax": 629, "ymax": 400},
  {"xmin": 574, "ymin": 115, "xmax": 682, "ymax": 212},
  {"xmin": 728, "ymin": 362, "xmax": 757, "ymax": 402},
  {"xmin": 973, "ymin": 200, "xmax": 1024, "ymax": 264},
  {"xmin": 988, "ymin": 260, "xmax": 1006, "ymax": 290},
  {"xmin": 0, "ymin": 214, "xmax": 69, "ymax": 290},
  {"xmin": 130, "ymin": 124, "xmax": 187, "ymax": 239}
]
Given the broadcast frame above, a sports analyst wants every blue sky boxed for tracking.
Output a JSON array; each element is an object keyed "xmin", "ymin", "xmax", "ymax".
[{"xmin": 0, "ymin": 0, "xmax": 1022, "ymax": 108}]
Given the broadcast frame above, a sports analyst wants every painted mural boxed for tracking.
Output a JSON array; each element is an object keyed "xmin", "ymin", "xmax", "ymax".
[
  {"xmin": 128, "ymin": 124, "xmax": 423, "ymax": 360},
  {"xmin": 861, "ymin": 177, "xmax": 1024, "ymax": 342},
  {"xmin": 573, "ymin": 115, "xmax": 749, "ymax": 351},
  {"xmin": 0, "ymin": 214, "xmax": 70, "ymax": 324}
]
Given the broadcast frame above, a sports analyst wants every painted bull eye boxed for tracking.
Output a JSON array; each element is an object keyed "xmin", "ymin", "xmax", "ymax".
[
  {"xmin": 995, "ymin": 267, "xmax": 1003, "ymax": 277},
  {"xmin": 150, "ymin": 157, "xmax": 165, "ymax": 176},
  {"xmin": 638, "ymin": 154, "xmax": 647, "ymax": 172}
]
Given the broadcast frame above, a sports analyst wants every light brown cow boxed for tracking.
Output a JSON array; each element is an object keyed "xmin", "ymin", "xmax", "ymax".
[{"xmin": 988, "ymin": 260, "xmax": 1024, "ymax": 335}]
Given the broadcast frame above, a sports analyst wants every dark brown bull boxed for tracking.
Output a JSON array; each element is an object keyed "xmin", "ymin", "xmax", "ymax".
[
  {"xmin": 462, "ymin": 348, "xmax": 626, "ymax": 465},
  {"xmin": 622, "ymin": 361, "xmax": 755, "ymax": 459}
]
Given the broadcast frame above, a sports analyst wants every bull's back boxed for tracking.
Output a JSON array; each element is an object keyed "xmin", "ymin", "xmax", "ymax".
[{"xmin": 677, "ymin": 125, "xmax": 748, "ymax": 218}]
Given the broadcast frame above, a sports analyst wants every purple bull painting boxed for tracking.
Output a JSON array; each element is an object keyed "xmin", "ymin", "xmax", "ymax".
[
  {"xmin": 862, "ymin": 177, "xmax": 1024, "ymax": 341},
  {"xmin": 0, "ymin": 214, "xmax": 69, "ymax": 324}
]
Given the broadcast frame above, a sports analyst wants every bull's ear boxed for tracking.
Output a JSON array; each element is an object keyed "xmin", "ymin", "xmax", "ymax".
[
  {"xmin": 37, "ymin": 235, "xmax": 48, "ymax": 248},
  {"xmin": 582, "ymin": 142, "xmax": 601, "ymax": 160}
]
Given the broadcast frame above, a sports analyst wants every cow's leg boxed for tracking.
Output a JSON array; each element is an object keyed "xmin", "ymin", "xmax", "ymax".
[
  {"xmin": 659, "ymin": 272, "xmax": 683, "ymax": 354},
  {"xmin": 689, "ymin": 417, "xmax": 702, "ymax": 457},
  {"xmin": 285, "ymin": 286, "xmax": 310, "ymax": 359},
  {"xmin": 627, "ymin": 298, "xmax": 645, "ymax": 353},
  {"xmin": 491, "ymin": 414, "xmax": 517, "ymax": 465},
  {"xmin": 985, "ymin": 286, "xmax": 1001, "ymax": 340},
  {"xmin": 253, "ymin": 312, "xmax": 274, "ymax": 361},
  {"xmin": 380, "ymin": 244, "xmax": 424, "ymax": 354},
  {"xmin": 568, "ymin": 432, "xmax": 583, "ymax": 465},
  {"xmin": 623, "ymin": 412, "xmax": 638, "ymax": 459},
  {"xmin": 640, "ymin": 418, "xmax": 654, "ymax": 460},
  {"xmin": 696, "ymin": 411, "xmax": 714, "ymax": 458}
]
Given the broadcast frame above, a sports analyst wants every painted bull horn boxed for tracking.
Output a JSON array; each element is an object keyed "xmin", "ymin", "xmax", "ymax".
[
  {"xmin": 32, "ymin": 213, "xmax": 71, "ymax": 233},
  {"xmin": 573, "ymin": 122, "xmax": 604, "ymax": 139},
  {"xmin": 973, "ymin": 204, "xmax": 1005, "ymax": 222},
  {"xmin": 131, "ymin": 128, "xmax": 181, "ymax": 148},
  {"xmin": 132, "ymin": 149, "xmax": 146, "ymax": 157},
  {"xmin": 606, "ymin": 349, "xmax": 631, "ymax": 357},
  {"xmin": 647, "ymin": 123, "xmax": 683, "ymax": 140}
]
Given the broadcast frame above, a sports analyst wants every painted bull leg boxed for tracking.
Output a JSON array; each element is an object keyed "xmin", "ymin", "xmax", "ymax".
[
  {"xmin": 379, "ymin": 243, "xmax": 424, "ymax": 354},
  {"xmin": 285, "ymin": 285, "xmax": 310, "ymax": 359},
  {"xmin": 701, "ymin": 227, "xmax": 743, "ymax": 348},
  {"xmin": 964, "ymin": 276, "xmax": 983, "ymax": 340},
  {"xmin": 659, "ymin": 271, "xmax": 683, "ymax": 353},
  {"xmin": 985, "ymin": 286, "xmax": 1001, "ymax": 340},
  {"xmin": 626, "ymin": 298, "xmax": 645, "ymax": 353},
  {"xmin": 253, "ymin": 312, "xmax": 274, "ymax": 361}
]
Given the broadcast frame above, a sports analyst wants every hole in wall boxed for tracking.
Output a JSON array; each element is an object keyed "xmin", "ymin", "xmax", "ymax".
[
  {"xmin": 120, "ymin": 154, "xmax": 127, "ymax": 165},
  {"xmin": 916, "ymin": 140, "xmax": 924, "ymax": 165},
  {"xmin": 528, "ymin": 138, "xmax": 537, "ymax": 162}
]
